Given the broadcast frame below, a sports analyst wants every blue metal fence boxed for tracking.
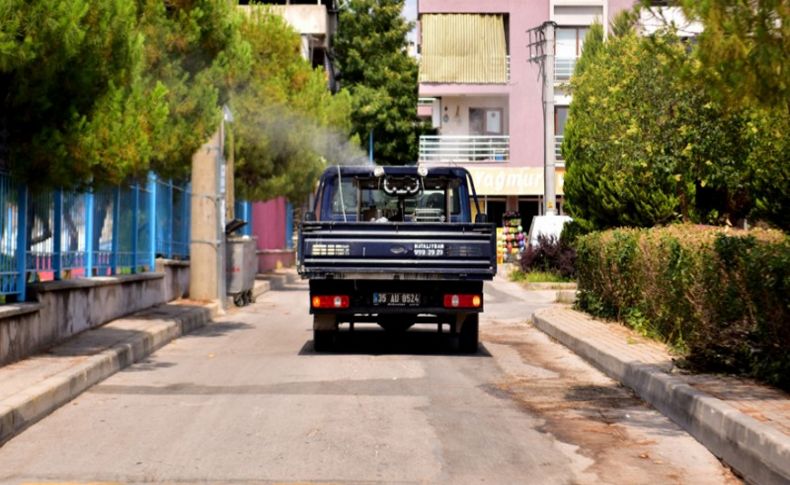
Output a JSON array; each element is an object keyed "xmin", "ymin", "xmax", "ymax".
[
  {"xmin": 0, "ymin": 174, "xmax": 25, "ymax": 299},
  {"xmin": 0, "ymin": 171, "xmax": 244, "ymax": 303}
]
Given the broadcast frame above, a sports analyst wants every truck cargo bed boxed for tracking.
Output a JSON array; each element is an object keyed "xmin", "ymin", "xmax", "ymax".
[{"xmin": 298, "ymin": 222, "xmax": 497, "ymax": 280}]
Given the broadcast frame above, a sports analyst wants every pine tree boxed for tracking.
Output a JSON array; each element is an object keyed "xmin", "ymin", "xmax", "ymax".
[
  {"xmin": 0, "ymin": 0, "xmax": 245, "ymax": 188},
  {"xmin": 563, "ymin": 24, "xmax": 751, "ymax": 230},
  {"xmin": 334, "ymin": 0, "xmax": 424, "ymax": 165},
  {"xmin": 0, "ymin": 0, "xmax": 162, "ymax": 188},
  {"xmin": 673, "ymin": 0, "xmax": 789, "ymax": 112}
]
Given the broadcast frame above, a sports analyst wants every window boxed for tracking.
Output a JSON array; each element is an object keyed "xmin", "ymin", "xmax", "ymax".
[
  {"xmin": 555, "ymin": 106, "xmax": 569, "ymax": 160},
  {"xmin": 330, "ymin": 179, "xmax": 357, "ymax": 216},
  {"xmin": 554, "ymin": 106, "xmax": 569, "ymax": 136},
  {"xmin": 556, "ymin": 27, "xmax": 589, "ymax": 59},
  {"xmin": 353, "ymin": 176, "xmax": 460, "ymax": 223},
  {"xmin": 555, "ymin": 27, "xmax": 589, "ymax": 80},
  {"xmin": 469, "ymin": 108, "xmax": 504, "ymax": 135}
]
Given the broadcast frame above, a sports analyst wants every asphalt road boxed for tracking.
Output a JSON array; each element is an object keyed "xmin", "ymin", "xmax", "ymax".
[{"xmin": 0, "ymin": 276, "xmax": 739, "ymax": 484}]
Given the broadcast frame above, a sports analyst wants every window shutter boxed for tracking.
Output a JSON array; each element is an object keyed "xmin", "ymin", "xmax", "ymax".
[{"xmin": 420, "ymin": 14, "xmax": 508, "ymax": 84}]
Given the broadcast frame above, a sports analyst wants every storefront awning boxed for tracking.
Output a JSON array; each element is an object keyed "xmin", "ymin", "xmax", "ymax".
[{"xmin": 466, "ymin": 167, "xmax": 565, "ymax": 196}]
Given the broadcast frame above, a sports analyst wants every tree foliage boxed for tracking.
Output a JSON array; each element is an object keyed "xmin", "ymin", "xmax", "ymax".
[
  {"xmin": 0, "ymin": 0, "xmax": 353, "ymax": 203},
  {"xmin": 0, "ymin": 0, "xmax": 156, "ymax": 188},
  {"xmin": 334, "ymin": 0, "xmax": 424, "ymax": 165},
  {"xmin": 563, "ymin": 19, "xmax": 789, "ymax": 232},
  {"xmin": 229, "ymin": 8, "xmax": 355, "ymax": 202},
  {"xmin": 0, "ymin": 0, "xmax": 247, "ymax": 189},
  {"xmin": 137, "ymin": 0, "xmax": 250, "ymax": 181},
  {"xmin": 668, "ymin": 0, "xmax": 789, "ymax": 112}
]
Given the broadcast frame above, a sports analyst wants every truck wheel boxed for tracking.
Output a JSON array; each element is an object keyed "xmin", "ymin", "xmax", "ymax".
[
  {"xmin": 459, "ymin": 314, "xmax": 479, "ymax": 353},
  {"xmin": 313, "ymin": 330, "xmax": 335, "ymax": 352}
]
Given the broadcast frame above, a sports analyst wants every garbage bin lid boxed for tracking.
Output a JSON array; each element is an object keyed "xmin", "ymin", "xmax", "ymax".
[{"xmin": 225, "ymin": 219, "xmax": 248, "ymax": 235}]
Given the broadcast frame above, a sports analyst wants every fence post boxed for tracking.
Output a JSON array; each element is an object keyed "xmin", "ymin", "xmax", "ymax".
[
  {"xmin": 111, "ymin": 187, "xmax": 120, "ymax": 275},
  {"xmin": 242, "ymin": 201, "xmax": 251, "ymax": 236},
  {"xmin": 84, "ymin": 190, "xmax": 94, "ymax": 277},
  {"xmin": 167, "ymin": 179, "xmax": 174, "ymax": 259},
  {"xmin": 131, "ymin": 183, "xmax": 139, "ymax": 273},
  {"xmin": 53, "ymin": 189, "xmax": 62, "ymax": 280},
  {"xmin": 16, "ymin": 186, "xmax": 28, "ymax": 302},
  {"xmin": 147, "ymin": 172, "xmax": 156, "ymax": 271},
  {"xmin": 285, "ymin": 201, "xmax": 293, "ymax": 250},
  {"xmin": 182, "ymin": 183, "xmax": 190, "ymax": 258}
]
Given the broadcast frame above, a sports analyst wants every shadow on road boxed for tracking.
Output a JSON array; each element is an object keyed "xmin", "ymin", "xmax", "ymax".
[{"xmin": 298, "ymin": 328, "xmax": 493, "ymax": 357}]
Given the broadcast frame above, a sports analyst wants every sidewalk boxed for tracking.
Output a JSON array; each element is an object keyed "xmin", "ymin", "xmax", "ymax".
[
  {"xmin": 532, "ymin": 306, "xmax": 790, "ymax": 485},
  {"xmin": 0, "ymin": 275, "xmax": 278, "ymax": 446}
]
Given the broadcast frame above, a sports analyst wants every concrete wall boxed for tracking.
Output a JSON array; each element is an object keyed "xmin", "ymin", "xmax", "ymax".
[
  {"xmin": 238, "ymin": 4, "xmax": 329, "ymax": 36},
  {"xmin": 156, "ymin": 259, "xmax": 191, "ymax": 302},
  {"xmin": 0, "ymin": 259, "xmax": 190, "ymax": 366}
]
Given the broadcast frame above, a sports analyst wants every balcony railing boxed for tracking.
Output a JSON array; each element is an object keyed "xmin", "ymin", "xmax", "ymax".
[
  {"xmin": 555, "ymin": 57, "xmax": 577, "ymax": 81},
  {"xmin": 419, "ymin": 135, "xmax": 509, "ymax": 163},
  {"xmin": 555, "ymin": 135, "xmax": 564, "ymax": 161}
]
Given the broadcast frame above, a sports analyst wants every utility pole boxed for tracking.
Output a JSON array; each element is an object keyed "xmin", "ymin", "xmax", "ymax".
[
  {"xmin": 527, "ymin": 21, "xmax": 558, "ymax": 216},
  {"xmin": 189, "ymin": 109, "xmax": 231, "ymax": 310}
]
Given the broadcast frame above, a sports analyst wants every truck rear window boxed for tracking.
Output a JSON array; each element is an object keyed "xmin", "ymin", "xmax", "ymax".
[{"xmin": 330, "ymin": 176, "xmax": 461, "ymax": 222}]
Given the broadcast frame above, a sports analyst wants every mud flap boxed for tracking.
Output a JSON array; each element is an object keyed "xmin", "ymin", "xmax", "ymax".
[
  {"xmin": 453, "ymin": 313, "xmax": 471, "ymax": 333},
  {"xmin": 313, "ymin": 314, "xmax": 338, "ymax": 331}
]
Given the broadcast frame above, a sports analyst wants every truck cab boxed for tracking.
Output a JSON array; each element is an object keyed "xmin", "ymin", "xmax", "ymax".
[{"xmin": 297, "ymin": 165, "xmax": 497, "ymax": 352}]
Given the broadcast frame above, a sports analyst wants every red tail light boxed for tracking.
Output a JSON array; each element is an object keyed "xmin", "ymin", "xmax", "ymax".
[
  {"xmin": 443, "ymin": 294, "xmax": 482, "ymax": 309},
  {"xmin": 312, "ymin": 295, "xmax": 350, "ymax": 309}
]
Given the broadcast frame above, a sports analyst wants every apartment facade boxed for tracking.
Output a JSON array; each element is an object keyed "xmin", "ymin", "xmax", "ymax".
[
  {"xmin": 238, "ymin": 0, "xmax": 339, "ymax": 272},
  {"xmin": 417, "ymin": 0, "xmax": 634, "ymax": 227}
]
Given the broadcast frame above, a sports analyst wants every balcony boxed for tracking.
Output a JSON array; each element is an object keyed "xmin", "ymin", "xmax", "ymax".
[
  {"xmin": 555, "ymin": 57, "xmax": 577, "ymax": 81},
  {"xmin": 419, "ymin": 135, "xmax": 509, "ymax": 163}
]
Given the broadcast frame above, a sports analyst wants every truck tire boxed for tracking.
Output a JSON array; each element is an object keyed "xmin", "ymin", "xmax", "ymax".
[
  {"xmin": 313, "ymin": 330, "xmax": 335, "ymax": 352},
  {"xmin": 459, "ymin": 314, "xmax": 479, "ymax": 353}
]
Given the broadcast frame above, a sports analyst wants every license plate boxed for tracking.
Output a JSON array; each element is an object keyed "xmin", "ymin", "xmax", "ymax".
[{"xmin": 373, "ymin": 292, "xmax": 421, "ymax": 306}]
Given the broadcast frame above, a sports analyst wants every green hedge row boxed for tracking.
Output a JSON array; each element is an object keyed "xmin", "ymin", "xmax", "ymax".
[{"xmin": 575, "ymin": 225, "xmax": 789, "ymax": 390}]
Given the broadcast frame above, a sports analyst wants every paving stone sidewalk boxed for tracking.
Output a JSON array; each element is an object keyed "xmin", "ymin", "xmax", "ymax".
[
  {"xmin": 0, "ymin": 275, "xmax": 279, "ymax": 446},
  {"xmin": 0, "ymin": 301, "xmax": 215, "ymax": 445},
  {"xmin": 532, "ymin": 306, "xmax": 790, "ymax": 485}
]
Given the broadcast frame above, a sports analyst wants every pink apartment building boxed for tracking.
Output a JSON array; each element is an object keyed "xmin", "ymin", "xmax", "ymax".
[{"xmin": 417, "ymin": 0, "xmax": 634, "ymax": 228}]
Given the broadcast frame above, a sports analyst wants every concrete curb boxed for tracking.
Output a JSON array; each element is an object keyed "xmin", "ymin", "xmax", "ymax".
[
  {"xmin": 0, "ymin": 305, "xmax": 212, "ymax": 446},
  {"xmin": 555, "ymin": 289, "xmax": 577, "ymax": 304},
  {"xmin": 532, "ymin": 309, "xmax": 790, "ymax": 485}
]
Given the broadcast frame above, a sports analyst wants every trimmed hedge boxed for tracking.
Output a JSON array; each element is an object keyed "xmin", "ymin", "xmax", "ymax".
[{"xmin": 575, "ymin": 225, "xmax": 789, "ymax": 390}]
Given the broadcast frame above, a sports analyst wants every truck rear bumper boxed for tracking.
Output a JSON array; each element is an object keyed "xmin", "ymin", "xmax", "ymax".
[{"xmin": 308, "ymin": 279, "xmax": 484, "ymax": 318}]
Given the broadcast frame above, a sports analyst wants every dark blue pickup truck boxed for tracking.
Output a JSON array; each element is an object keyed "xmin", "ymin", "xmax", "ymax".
[{"xmin": 297, "ymin": 165, "xmax": 497, "ymax": 352}]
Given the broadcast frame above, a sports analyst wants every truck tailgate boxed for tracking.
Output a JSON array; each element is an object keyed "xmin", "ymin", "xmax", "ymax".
[{"xmin": 298, "ymin": 222, "xmax": 497, "ymax": 280}]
